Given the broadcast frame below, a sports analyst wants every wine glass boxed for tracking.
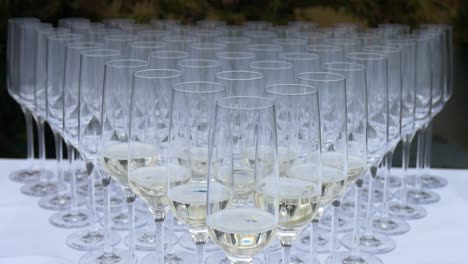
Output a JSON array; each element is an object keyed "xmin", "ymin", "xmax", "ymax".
[
  {"xmin": 272, "ymin": 38, "xmax": 307, "ymax": 52},
  {"xmin": 137, "ymin": 29, "xmax": 170, "ymax": 41},
  {"xmin": 150, "ymin": 50, "xmax": 189, "ymax": 69},
  {"xmin": 279, "ymin": 52, "xmax": 320, "ymax": 76},
  {"xmin": 249, "ymin": 61, "xmax": 294, "ymax": 87},
  {"xmin": 215, "ymin": 71, "xmax": 264, "ymax": 97},
  {"xmin": 190, "ymin": 42, "xmax": 226, "ymax": 60},
  {"xmin": 178, "ymin": 59, "xmax": 221, "ymax": 82},
  {"xmin": 264, "ymin": 84, "xmax": 322, "ymax": 264},
  {"xmin": 306, "ymin": 44, "xmax": 343, "ymax": 64},
  {"xmin": 206, "ymin": 96, "xmax": 279, "ymax": 264},
  {"xmin": 130, "ymin": 41, "xmax": 167, "ymax": 61},
  {"xmin": 247, "ymin": 44, "xmax": 283, "ymax": 61},
  {"xmin": 244, "ymin": 30, "xmax": 276, "ymax": 44},
  {"xmin": 167, "ymin": 81, "xmax": 226, "ymax": 264},
  {"xmin": 215, "ymin": 37, "xmax": 250, "ymax": 53},
  {"xmin": 216, "ymin": 52, "xmax": 256, "ymax": 72}
]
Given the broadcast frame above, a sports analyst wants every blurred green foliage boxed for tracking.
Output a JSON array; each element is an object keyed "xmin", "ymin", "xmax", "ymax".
[{"xmin": 0, "ymin": 0, "xmax": 467, "ymax": 159}]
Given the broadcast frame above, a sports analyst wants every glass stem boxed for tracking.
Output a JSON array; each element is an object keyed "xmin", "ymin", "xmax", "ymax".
[
  {"xmin": 382, "ymin": 150, "xmax": 394, "ymax": 218},
  {"xmin": 309, "ymin": 219, "xmax": 318, "ymax": 264},
  {"xmin": 85, "ymin": 160, "xmax": 97, "ymax": 225},
  {"xmin": 350, "ymin": 180, "xmax": 363, "ymax": 258},
  {"xmin": 364, "ymin": 167, "xmax": 376, "ymax": 236},
  {"xmin": 66, "ymin": 143, "xmax": 78, "ymax": 212},
  {"xmin": 196, "ymin": 243, "xmax": 205, "ymax": 264},
  {"xmin": 53, "ymin": 131, "xmax": 64, "ymax": 189},
  {"xmin": 282, "ymin": 245, "xmax": 291, "ymax": 264},
  {"xmin": 424, "ymin": 122, "xmax": 433, "ymax": 175},
  {"xmin": 101, "ymin": 174, "xmax": 114, "ymax": 256},
  {"xmin": 22, "ymin": 107, "xmax": 35, "ymax": 168},
  {"xmin": 36, "ymin": 119, "xmax": 46, "ymax": 181},
  {"xmin": 166, "ymin": 215, "xmax": 176, "ymax": 256},
  {"xmin": 400, "ymin": 134, "xmax": 413, "ymax": 204},
  {"xmin": 329, "ymin": 200, "xmax": 340, "ymax": 264},
  {"xmin": 127, "ymin": 193, "xmax": 136, "ymax": 263},
  {"xmin": 154, "ymin": 220, "xmax": 165, "ymax": 264},
  {"xmin": 415, "ymin": 126, "xmax": 427, "ymax": 191}
]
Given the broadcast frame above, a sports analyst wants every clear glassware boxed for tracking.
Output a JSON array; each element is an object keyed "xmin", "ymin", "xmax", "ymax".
[
  {"xmin": 247, "ymin": 44, "xmax": 283, "ymax": 61},
  {"xmin": 163, "ymin": 35, "xmax": 200, "ymax": 52},
  {"xmin": 130, "ymin": 41, "xmax": 167, "ymax": 61},
  {"xmin": 206, "ymin": 96, "xmax": 279, "ymax": 264},
  {"xmin": 150, "ymin": 50, "xmax": 189, "ymax": 69},
  {"xmin": 324, "ymin": 38, "xmax": 362, "ymax": 55},
  {"xmin": 215, "ymin": 70, "xmax": 264, "ymax": 97},
  {"xmin": 190, "ymin": 29, "xmax": 225, "ymax": 42},
  {"xmin": 306, "ymin": 44, "xmax": 344, "ymax": 64},
  {"xmin": 137, "ymin": 29, "xmax": 170, "ymax": 41},
  {"xmin": 178, "ymin": 59, "xmax": 221, "ymax": 82},
  {"xmin": 127, "ymin": 69, "xmax": 192, "ymax": 264},
  {"xmin": 167, "ymin": 81, "xmax": 226, "ymax": 264},
  {"xmin": 279, "ymin": 52, "xmax": 320, "ymax": 75},
  {"xmin": 76, "ymin": 49, "xmax": 127, "ymax": 264},
  {"xmin": 7, "ymin": 18, "xmax": 57, "ymax": 184},
  {"xmin": 215, "ymin": 37, "xmax": 250, "ymax": 53},
  {"xmin": 244, "ymin": 30, "xmax": 276, "ymax": 44},
  {"xmin": 264, "ymin": 84, "xmax": 322, "ymax": 264},
  {"xmin": 272, "ymin": 37, "xmax": 307, "ymax": 52},
  {"xmin": 249, "ymin": 61, "xmax": 294, "ymax": 87},
  {"xmin": 216, "ymin": 52, "xmax": 256, "ymax": 72},
  {"xmin": 104, "ymin": 34, "xmax": 138, "ymax": 58},
  {"xmin": 190, "ymin": 42, "xmax": 226, "ymax": 60},
  {"xmin": 58, "ymin": 17, "xmax": 90, "ymax": 29}
]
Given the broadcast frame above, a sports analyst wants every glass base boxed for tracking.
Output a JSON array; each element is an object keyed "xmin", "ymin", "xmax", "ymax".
[
  {"xmin": 319, "ymin": 214, "xmax": 353, "ymax": 233},
  {"xmin": 268, "ymin": 252, "xmax": 306, "ymax": 264},
  {"xmin": 402, "ymin": 189, "xmax": 441, "ymax": 205},
  {"xmin": 339, "ymin": 200, "xmax": 367, "ymax": 217},
  {"xmin": 38, "ymin": 193, "xmax": 85, "ymax": 211},
  {"xmin": 360, "ymin": 187, "xmax": 384, "ymax": 203},
  {"xmin": 78, "ymin": 182, "xmax": 104, "ymax": 197},
  {"xmin": 142, "ymin": 251, "xmax": 195, "ymax": 264},
  {"xmin": 21, "ymin": 181, "xmax": 60, "ymax": 197},
  {"xmin": 388, "ymin": 201, "xmax": 427, "ymax": 220},
  {"xmin": 95, "ymin": 195, "xmax": 125, "ymax": 212},
  {"xmin": 341, "ymin": 233, "xmax": 396, "ymax": 254},
  {"xmin": 375, "ymin": 175, "xmax": 401, "ymax": 189},
  {"xmin": 79, "ymin": 249, "xmax": 138, "ymax": 264},
  {"xmin": 372, "ymin": 215, "xmax": 410, "ymax": 235},
  {"xmin": 64, "ymin": 168, "xmax": 88, "ymax": 183},
  {"xmin": 49, "ymin": 209, "xmax": 92, "ymax": 228},
  {"xmin": 327, "ymin": 251, "xmax": 383, "ymax": 264},
  {"xmin": 179, "ymin": 232, "xmax": 222, "ymax": 253},
  {"xmin": 125, "ymin": 226, "xmax": 175, "ymax": 251},
  {"xmin": 295, "ymin": 228, "xmax": 332, "ymax": 254},
  {"xmin": 67, "ymin": 228, "xmax": 121, "ymax": 251},
  {"xmin": 106, "ymin": 210, "xmax": 147, "ymax": 230},
  {"xmin": 9, "ymin": 168, "xmax": 53, "ymax": 183},
  {"xmin": 407, "ymin": 174, "xmax": 448, "ymax": 189}
]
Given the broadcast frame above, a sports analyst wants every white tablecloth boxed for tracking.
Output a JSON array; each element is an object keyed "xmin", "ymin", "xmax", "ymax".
[{"xmin": 0, "ymin": 159, "xmax": 467, "ymax": 264}]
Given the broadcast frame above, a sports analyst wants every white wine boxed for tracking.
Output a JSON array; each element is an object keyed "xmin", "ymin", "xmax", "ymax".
[
  {"xmin": 255, "ymin": 176, "xmax": 320, "ymax": 237},
  {"xmin": 177, "ymin": 147, "xmax": 209, "ymax": 180},
  {"xmin": 168, "ymin": 182, "xmax": 231, "ymax": 228},
  {"xmin": 101, "ymin": 142, "xmax": 158, "ymax": 188},
  {"xmin": 129, "ymin": 165, "xmax": 190, "ymax": 217},
  {"xmin": 207, "ymin": 208, "xmax": 276, "ymax": 258},
  {"xmin": 213, "ymin": 165, "xmax": 255, "ymax": 204},
  {"xmin": 320, "ymin": 152, "xmax": 366, "ymax": 190},
  {"xmin": 242, "ymin": 146, "xmax": 297, "ymax": 176}
]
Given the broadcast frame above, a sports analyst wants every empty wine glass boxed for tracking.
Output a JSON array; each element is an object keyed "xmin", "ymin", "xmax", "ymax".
[
  {"xmin": 215, "ymin": 70, "xmax": 264, "ymax": 97},
  {"xmin": 247, "ymin": 44, "xmax": 283, "ymax": 61},
  {"xmin": 150, "ymin": 50, "xmax": 189, "ymax": 69},
  {"xmin": 249, "ymin": 61, "xmax": 294, "ymax": 87},
  {"xmin": 178, "ymin": 59, "xmax": 221, "ymax": 82}
]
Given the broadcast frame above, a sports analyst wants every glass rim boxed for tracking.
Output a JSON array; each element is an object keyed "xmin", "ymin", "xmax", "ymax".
[
  {"xmin": 80, "ymin": 48, "xmax": 121, "ymax": 57},
  {"xmin": 215, "ymin": 36, "xmax": 250, "ymax": 44},
  {"xmin": 47, "ymin": 33, "xmax": 82, "ymax": 41},
  {"xmin": 272, "ymin": 37, "xmax": 307, "ymax": 45},
  {"xmin": 104, "ymin": 33, "xmax": 137, "ymax": 41},
  {"xmin": 325, "ymin": 37, "xmax": 361, "ymax": 45},
  {"xmin": 163, "ymin": 35, "xmax": 198, "ymax": 42},
  {"xmin": 216, "ymin": 96, "xmax": 275, "ymax": 111},
  {"xmin": 306, "ymin": 44, "xmax": 341, "ymax": 52},
  {"xmin": 265, "ymin": 83, "xmax": 318, "ymax": 96},
  {"xmin": 247, "ymin": 44, "xmax": 283, "ymax": 51},
  {"xmin": 279, "ymin": 52, "xmax": 319, "ymax": 60},
  {"xmin": 244, "ymin": 30, "xmax": 276, "ymax": 37},
  {"xmin": 67, "ymin": 41, "xmax": 104, "ymax": 49},
  {"xmin": 191, "ymin": 42, "xmax": 226, "ymax": 50},
  {"xmin": 322, "ymin": 62, "xmax": 365, "ymax": 72},
  {"xmin": 250, "ymin": 60, "xmax": 293, "ymax": 70},
  {"xmin": 215, "ymin": 70, "xmax": 263, "ymax": 81},
  {"xmin": 346, "ymin": 52, "xmax": 386, "ymax": 61},
  {"xmin": 105, "ymin": 58, "xmax": 149, "ymax": 68},
  {"xmin": 173, "ymin": 81, "xmax": 225, "ymax": 94},
  {"xmin": 178, "ymin": 59, "xmax": 220, "ymax": 68},
  {"xmin": 216, "ymin": 51, "xmax": 255, "ymax": 60},
  {"xmin": 363, "ymin": 45, "xmax": 400, "ymax": 54},
  {"xmin": 131, "ymin": 41, "xmax": 167, "ymax": 48},
  {"xmin": 150, "ymin": 50, "xmax": 188, "ymax": 59},
  {"xmin": 134, "ymin": 68, "xmax": 182, "ymax": 79},
  {"xmin": 297, "ymin": 71, "xmax": 345, "ymax": 82}
]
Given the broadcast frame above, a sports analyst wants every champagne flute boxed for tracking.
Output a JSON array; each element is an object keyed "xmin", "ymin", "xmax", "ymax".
[
  {"xmin": 167, "ymin": 81, "xmax": 226, "ymax": 264},
  {"xmin": 207, "ymin": 96, "xmax": 279, "ymax": 264}
]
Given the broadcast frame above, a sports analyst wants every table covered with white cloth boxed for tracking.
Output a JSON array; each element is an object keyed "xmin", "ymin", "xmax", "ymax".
[{"xmin": 0, "ymin": 159, "xmax": 466, "ymax": 264}]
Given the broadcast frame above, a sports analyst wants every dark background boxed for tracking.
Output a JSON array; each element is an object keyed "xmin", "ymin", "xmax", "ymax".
[{"xmin": 1, "ymin": 0, "xmax": 467, "ymax": 168}]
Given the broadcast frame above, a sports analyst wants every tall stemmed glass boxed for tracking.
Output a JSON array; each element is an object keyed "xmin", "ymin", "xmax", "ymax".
[
  {"xmin": 130, "ymin": 41, "xmax": 167, "ymax": 61},
  {"xmin": 77, "ymin": 49, "xmax": 124, "ymax": 264},
  {"xmin": 98, "ymin": 59, "xmax": 149, "ymax": 264},
  {"xmin": 215, "ymin": 71, "xmax": 264, "ymax": 97},
  {"xmin": 167, "ymin": 82, "xmax": 226, "ymax": 264},
  {"xmin": 387, "ymin": 33, "xmax": 431, "ymax": 220},
  {"xmin": 178, "ymin": 59, "xmax": 221, "ymax": 82},
  {"xmin": 247, "ymin": 44, "xmax": 283, "ymax": 61},
  {"xmin": 306, "ymin": 44, "xmax": 343, "ymax": 64},
  {"xmin": 264, "ymin": 84, "xmax": 322, "ymax": 264},
  {"xmin": 216, "ymin": 52, "xmax": 256, "ymax": 72},
  {"xmin": 363, "ymin": 44, "xmax": 411, "ymax": 236},
  {"xmin": 279, "ymin": 52, "xmax": 320, "ymax": 76},
  {"xmin": 150, "ymin": 50, "xmax": 189, "ymax": 69},
  {"xmin": 127, "ymin": 69, "xmax": 191, "ymax": 264},
  {"xmin": 206, "ymin": 96, "xmax": 280, "ymax": 264},
  {"xmin": 7, "ymin": 17, "xmax": 43, "ymax": 183},
  {"xmin": 297, "ymin": 72, "xmax": 354, "ymax": 264},
  {"xmin": 249, "ymin": 61, "xmax": 294, "ymax": 87}
]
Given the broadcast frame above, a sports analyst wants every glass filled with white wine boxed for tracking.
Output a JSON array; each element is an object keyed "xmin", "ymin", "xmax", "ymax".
[
  {"xmin": 207, "ymin": 96, "xmax": 279, "ymax": 264},
  {"xmin": 128, "ymin": 68, "xmax": 193, "ymax": 264},
  {"xmin": 167, "ymin": 81, "xmax": 226, "ymax": 264},
  {"xmin": 98, "ymin": 59, "xmax": 149, "ymax": 264},
  {"xmin": 264, "ymin": 84, "xmax": 322, "ymax": 264}
]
